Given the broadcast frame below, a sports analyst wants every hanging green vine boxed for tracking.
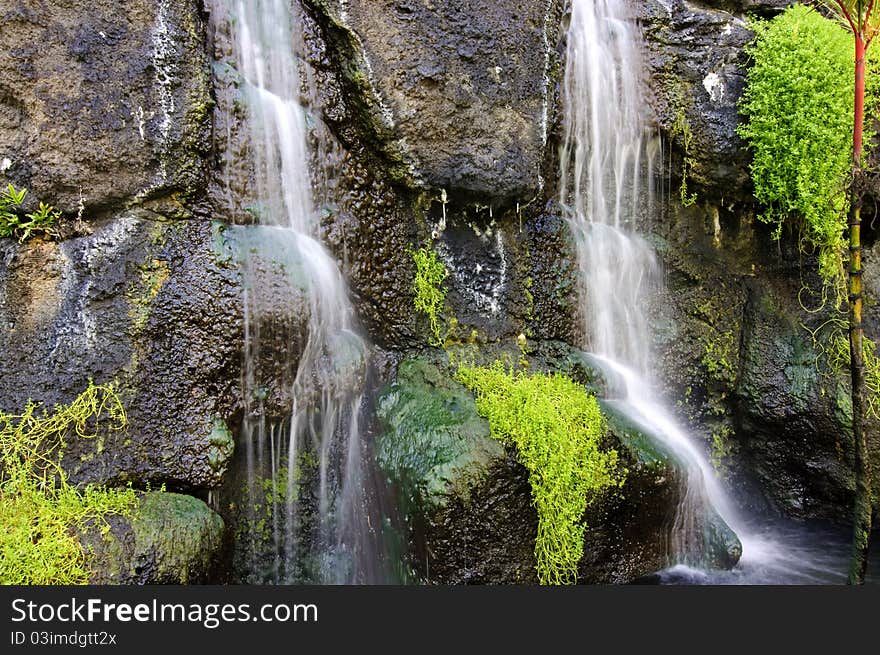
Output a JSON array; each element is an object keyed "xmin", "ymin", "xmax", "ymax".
[
  {"xmin": 410, "ymin": 245, "xmax": 449, "ymax": 346},
  {"xmin": 737, "ymin": 5, "xmax": 880, "ymax": 289},
  {"xmin": 455, "ymin": 361, "xmax": 623, "ymax": 585},
  {"xmin": 805, "ymin": 315, "xmax": 880, "ymax": 419},
  {"xmin": 0, "ymin": 382, "xmax": 137, "ymax": 584},
  {"xmin": 671, "ymin": 103, "xmax": 698, "ymax": 207}
]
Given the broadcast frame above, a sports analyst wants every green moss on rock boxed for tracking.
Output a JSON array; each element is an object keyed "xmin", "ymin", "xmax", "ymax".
[
  {"xmin": 455, "ymin": 362, "xmax": 623, "ymax": 585},
  {"xmin": 376, "ymin": 358, "xmax": 505, "ymax": 512},
  {"xmin": 85, "ymin": 492, "xmax": 224, "ymax": 584}
]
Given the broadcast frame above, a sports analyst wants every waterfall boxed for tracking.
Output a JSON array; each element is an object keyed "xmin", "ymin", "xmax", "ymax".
[
  {"xmin": 560, "ymin": 0, "xmax": 745, "ymax": 567},
  {"xmin": 219, "ymin": 0, "xmax": 381, "ymax": 583}
]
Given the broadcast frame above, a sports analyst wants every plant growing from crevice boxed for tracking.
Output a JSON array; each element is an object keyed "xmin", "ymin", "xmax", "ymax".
[
  {"xmin": 671, "ymin": 103, "xmax": 698, "ymax": 207},
  {"xmin": 455, "ymin": 361, "xmax": 623, "ymax": 585},
  {"xmin": 0, "ymin": 382, "xmax": 137, "ymax": 584},
  {"xmin": 410, "ymin": 245, "xmax": 448, "ymax": 346},
  {"xmin": 0, "ymin": 183, "xmax": 61, "ymax": 242},
  {"xmin": 710, "ymin": 426, "xmax": 734, "ymax": 481}
]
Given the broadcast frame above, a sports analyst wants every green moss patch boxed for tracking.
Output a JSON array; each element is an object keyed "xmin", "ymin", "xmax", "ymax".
[{"xmin": 376, "ymin": 359, "xmax": 504, "ymax": 512}]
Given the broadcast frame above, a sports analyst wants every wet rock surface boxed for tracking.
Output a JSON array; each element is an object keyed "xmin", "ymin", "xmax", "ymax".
[
  {"xmin": 326, "ymin": 0, "xmax": 559, "ymax": 200},
  {"xmin": 83, "ymin": 492, "xmax": 224, "ymax": 584},
  {"xmin": 637, "ymin": 1, "xmax": 880, "ymax": 522},
  {"xmin": 0, "ymin": 217, "xmax": 241, "ymax": 490},
  {"xmin": 640, "ymin": 0, "xmax": 755, "ymax": 202},
  {"xmin": 735, "ymin": 282, "xmax": 858, "ymax": 520},
  {"xmin": 2, "ymin": 0, "xmax": 878, "ymax": 586},
  {"xmin": 0, "ymin": 0, "xmax": 212, "ymax": 214},
  {"xmin": 376, "ymin": 356, "xmax": 741, "ymax": 583},
  {"xmin": 647, "ymin": 194, "xmax": 880, "ymax": 522}
]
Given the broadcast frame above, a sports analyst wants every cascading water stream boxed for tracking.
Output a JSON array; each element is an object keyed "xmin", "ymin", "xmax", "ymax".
[
  {"xmin": 560, "ymin": 0, "xmax": 747, "ymax": 568},
  {"xmin": 218, "ymin": 0, "xmax": 381, "ymax": 583}
]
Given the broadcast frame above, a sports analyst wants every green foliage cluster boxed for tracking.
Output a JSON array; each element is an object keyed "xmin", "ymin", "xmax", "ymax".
[
  {"xmin": 701, "ymin": 329, "xmax": 735, "ymax": 380},
  {"xmin": 410, "ymin": 246, "xmax": 448, "ymax": 346},
  {"xmin": 0, "ymin": 183, "xmax": 61, "ymax": 242},
  {"xmin": 737, "ymin": 5, "xmax": 878, "ymax": 285},
  {"xmin": 455, "ymin": 362, "xmax": 623, "ymax": 585},
  {"xmin": 0, "ymin": 382, "xmax": 137, "ymax": 584},
  {"xmin": 710, "ymin": 425, "xmax": 734, "ymax": 480}
]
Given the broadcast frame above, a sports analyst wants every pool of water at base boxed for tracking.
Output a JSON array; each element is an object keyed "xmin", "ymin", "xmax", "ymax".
[{"xmin": 641, "ymin": 520, "xmax": 880, "ymax": 585}]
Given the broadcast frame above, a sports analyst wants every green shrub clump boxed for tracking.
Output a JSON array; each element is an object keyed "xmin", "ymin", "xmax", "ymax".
[
  {"xmin": 737, "ymin": 5, "xmax": 877, "ymax": 284},
  {"xmin": 411, "ymin": 246, "xmax": 448, "ymax": 346},
  {"xmin": 0, "ymin": 382, "xmax": 137, "ymax": 584},
  {"xmin": 0, "ymin": 183, "xmax": 61, "ymax": 242},
  {"xmin": 455, "ymin": 362, "xmax": 623, "ymax": 584}
]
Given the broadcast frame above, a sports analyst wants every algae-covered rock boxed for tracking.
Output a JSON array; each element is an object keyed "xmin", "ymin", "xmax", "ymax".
[
  {"xmin": 84, "ymin": 492, "xmax": 224, "ymax": 584},
  {"xmin": 376, "ymin": 358, "xmax": 505, "ymax": 512},
  {"xmin": 376, "ymin": 356, "xmax": 739, "ymax": 583},
  {"xmin": 735, "ymin": 284, "xmax": 856, "ymax": 519}
]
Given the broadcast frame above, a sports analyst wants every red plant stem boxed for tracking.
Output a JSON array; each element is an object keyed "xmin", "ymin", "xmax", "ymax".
[{"xmin": 855, "ymin": 35, "xmax": 866, "ymax": 164}]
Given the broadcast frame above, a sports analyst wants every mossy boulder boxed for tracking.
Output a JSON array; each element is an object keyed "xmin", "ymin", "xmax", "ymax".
[
  {"xmin": 83, "ymin": 492, "xmax": 224, "ymax": 584},
  {"xmin": 376, "ymin": 358, "xmax": 505, "ymax": 513},
  {"xmin": 376, "ymin": 356, "xmax": 738, "ymax": 583}
]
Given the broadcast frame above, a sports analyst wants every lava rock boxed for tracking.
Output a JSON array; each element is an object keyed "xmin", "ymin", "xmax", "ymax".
[
  {"xmin": 315, "ymin": 0, "xmax": 560, "ymax": 200},
  {"xmin": 0, "ymin": 0, "xmax": 212, "ymax": 214},
  {"xmin": 0, "ymin": 216, "xmax": 242, "ymax": 490},
  {"xmin": 83, "ymin": 492, "xmax": 224, "ymax": 584},
  {"xmin": 734, "ymin": 282, "xmax": 857, "ymax": 519},
  {"xmin": 376, "ymin": 356, "xmax": 740, "ymax": 583},
  {"xmin": 640, "ymin": 0, "xmax": 756, "ymax": 202}
]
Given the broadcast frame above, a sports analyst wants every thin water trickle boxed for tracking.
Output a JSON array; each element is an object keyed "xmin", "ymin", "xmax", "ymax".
[
  {"xmin": 561, "ymin": 0, "xmax": 745, "ymax": 568},
  {"xmin": 219, "ymin": 0, "xmax": 380, "ymax": 583}
]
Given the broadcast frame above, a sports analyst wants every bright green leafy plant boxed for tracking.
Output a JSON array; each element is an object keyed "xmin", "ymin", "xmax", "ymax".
[
  {"xmin": 410, "ymin": 245, "xmax": 448, "ymax": 346},
  {"xmin": 455, "ymin": 362, "xmax": 623, "ymax": 585},
  {"xmin": 0, "ymin": 183, "xmax": 61, "ymax": 242},
  {"xmin": 737, "ymin": 5, "xmax": 876, "ymax": 285},
  {"xmin": 0, "ymin": 382, "xmax": 137, "ymax": 584}
]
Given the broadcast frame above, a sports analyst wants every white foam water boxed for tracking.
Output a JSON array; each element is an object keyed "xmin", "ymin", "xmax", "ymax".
[
  {"xmin": 560, "ymin": 0, "xmax": 743, "ymax": 567},
  {"xmin": 222, "ymin": 0, "xmax": 376, "ymax": 583}
]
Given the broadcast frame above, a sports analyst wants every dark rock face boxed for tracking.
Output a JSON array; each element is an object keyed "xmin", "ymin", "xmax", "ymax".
[
  {"xmin": 734, "ymin": 283, "xmax": 856, "ymax": 519},
  {"xmin": 84, "ymin": 492, "xmax": 224, "ymax": 584},
  {"xmin": 332, "ymin": 0, "xmax": 559, "ymax": 200},
  {"xmin": 646, "ymin": 193, "xmax": 880, "ymax": 522},
  {"xmin": 639, "ymin": 1, "xmax": 880, "ymax": 522},
  {"xmin": 206, "ymin": 0, "xmax": 577, "ymax": 353},
  {"xmin": 3, "ymin": 0, "xmax": 876, "ymax": 587},
  {"xmin": 0, "ymin": 217, "xmax": 241, "ymax": 490},
  {"xmin": 0, "ymin": 0, "xmax": 212, "ymax": 214},
  {"xmin": 640, "ymin": 0, "xmax": 755, "ymax": 202}
]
